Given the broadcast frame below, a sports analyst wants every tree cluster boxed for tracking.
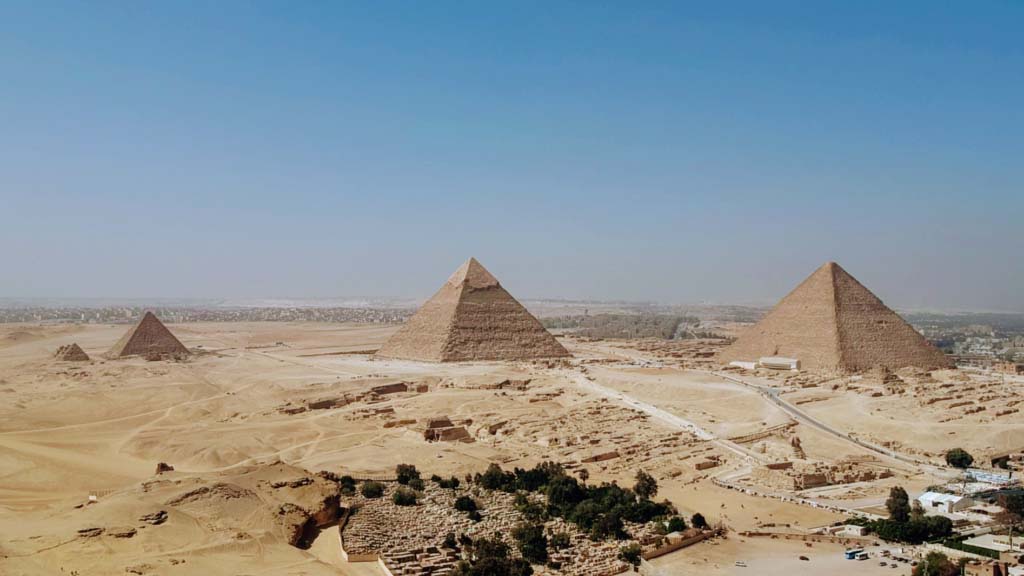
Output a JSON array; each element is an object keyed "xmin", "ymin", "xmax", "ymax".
[
  {"xmin": 451, "ymin": 536, "xmax": 533, "ymax": 576},
  {"xmin": 867, "ymin": 487, "xmax": 952, "ymax": 544},
  {"xmin": 473, "ymin": 463, "xmax": 680, "ymax": 541}
]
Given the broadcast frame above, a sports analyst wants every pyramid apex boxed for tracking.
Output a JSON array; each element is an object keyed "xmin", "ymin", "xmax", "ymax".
[{"xmin": 447, "ymin": 257, "xmax": 500, "ymax": 289}]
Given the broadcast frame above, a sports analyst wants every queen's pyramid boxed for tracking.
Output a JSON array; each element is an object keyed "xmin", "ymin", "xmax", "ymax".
[
  {"xmin": 54, "ymin": 343, "xmax": 90, "ymax": 362},
  {"xmin": 376, "ymin": 258, "xmax": 571, "ymax": 362},
  {"xmin": 108, "ymin": 311, "xmax": 189, "ymax": 358},
  {"xmin": 719, "ymin": 262, "xmax": 952, "ymax": 373}
]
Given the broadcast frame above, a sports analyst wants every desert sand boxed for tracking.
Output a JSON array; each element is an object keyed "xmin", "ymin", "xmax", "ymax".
[{"xmin": 0, "ymin": 321, "xmax": 1014, "ymax": 574}]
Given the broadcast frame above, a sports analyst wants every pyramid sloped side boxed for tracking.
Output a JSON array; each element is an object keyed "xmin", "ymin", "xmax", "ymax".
[
  {"xmin": 375, "ymin": 283, "xmax": 461, "ymax": 361},
  {"xmin": 832, "ymin": 268, "xmax": 953, "ymax": 371},
  {"xmin": 108, "ymin": 313, "xmax": 189, "ymax": 358},
  {"xmin": 437, "ymin": 284, "xmax": 570, "ymax": 362},
  {"xmin": 719, "ymin": 264, "xmax": 843, "ymax": 372},
  {"xmin": 55, "ymin": 343, "xmax": 90, "ymax": 361}
]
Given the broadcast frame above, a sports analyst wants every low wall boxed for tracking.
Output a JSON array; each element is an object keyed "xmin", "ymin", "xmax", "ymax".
[
  {"xmin": 737, "ymin": 530, "xmax": 873, "ymax": 545},
  {"xmin": 642, "ymin": 530, "xmax": 717, "ymax": 561}
]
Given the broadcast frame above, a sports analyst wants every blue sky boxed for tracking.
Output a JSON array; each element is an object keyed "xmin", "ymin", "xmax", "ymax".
[{"xmin": 1, "ymin": 2, "xmax": 1021, "ymax": 310}]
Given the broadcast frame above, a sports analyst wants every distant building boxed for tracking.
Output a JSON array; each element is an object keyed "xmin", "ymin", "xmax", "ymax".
[
  {"xmin": 995, "ymin": 362, "xmax": 1024, "ymax": 376},
  {"xmin": 917, "ymin": 491, "xmax": 973, "ymax": 514}
]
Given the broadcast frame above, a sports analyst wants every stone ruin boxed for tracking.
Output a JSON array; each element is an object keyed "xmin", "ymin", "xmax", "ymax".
[
  {"xmin": 750, "ymin": 458, "xmax": 893, "ymax": 491},
  {"xmin": 340, "ymin": 481, "xmax": 666, "ymax": 576},
  {"xmin": 376, "ymin": 258, "xmax": 571, "ymax": 362},
  {"xmin": 108, "ymin": 311, "xmax": 189, "ymax": 359},
  {"xmin": 719, "ymin": 261, "xmax": 952, "ymax": 373},
  {"xmin": 422, "ymin": 416, "xmax": 472, "ymax": 443},
  {"xmin": 54, "ymin": 343, "xmax": 90, "ymax": 362}
]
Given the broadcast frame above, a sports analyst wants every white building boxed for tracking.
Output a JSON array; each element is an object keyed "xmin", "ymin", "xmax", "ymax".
[
  {"xmin": 758, "ymin": 356, "xmax": 800, "ymax": 370},
  {"xmin": 917, "ymin": 491, "xmax": 974, "ymax": 514}
]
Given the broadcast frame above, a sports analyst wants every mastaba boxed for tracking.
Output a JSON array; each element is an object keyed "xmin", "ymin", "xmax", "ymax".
[
  {"xmin": 108, "ymin": 311, "xmax": 189, "ymax": 358},
  {"xmin": 376, "ymin": 258, "xmax": 571, "ymax": 362},
  {"xmin": 719, "ymin": 261, "xmax": 953, "ymax": 373}
]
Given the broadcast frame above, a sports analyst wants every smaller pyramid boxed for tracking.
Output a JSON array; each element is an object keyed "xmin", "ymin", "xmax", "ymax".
[
  {"xmin": 376, "ymin": 258, "xmax": 571, "ymax": 362},
  {"xmin": 54, "ymin": 343, "xmax": 90, "ymax": 362},
  {"xmin": 108, "ymin": 312, "xmax": 189, "ymax": 359}
]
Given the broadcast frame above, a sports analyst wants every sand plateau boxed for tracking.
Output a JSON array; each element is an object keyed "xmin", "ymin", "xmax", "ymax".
[
  {"xmin": 376, "ymin": 258, "xmax": 570, "ymax": 362},
  {"xmin": 719, "ymin": 261, "xmax": 952, "ymax": 373}
]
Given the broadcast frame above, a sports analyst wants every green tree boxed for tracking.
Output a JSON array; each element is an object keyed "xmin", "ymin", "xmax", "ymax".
[
  {"xmin": 911, "ymin": 552, "xmax": 958, "ymax": 576},
  {"xmin": 618, "ymin": 543, "xmax": 643, "ymax": 566},
  {"xmin": 452, "ymin": 536, "xmax": 533, "ymax": 576},
  {"xmin": 339, "ymin": 475, "xmax": 356, "ymax": 495},
  {"xmin": 886, "ymin": 486, "xmax": 911, "ymax": 523},
  {"xmin": 691, "ymin": 512, "xmax": 708, "ymax": 530},
  {"xmin": 666, "ymin": 516, "xmax": 687, "ymax": 533},
  {"xmin": 945, "ymin": 448, "xmax": 974, "ymax": 469},
  {"xmin": 511, "ymin": 522, "xmax": 548, "ymax": 564},
  {"xmin": 633, "ymin": 470, "xmax": 658, "ymax": 500}
]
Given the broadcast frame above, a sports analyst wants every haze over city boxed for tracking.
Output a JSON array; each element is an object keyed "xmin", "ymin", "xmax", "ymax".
[{"xmin": 2, "ymin": 2, "xmax": 1021, "ymax": 311}]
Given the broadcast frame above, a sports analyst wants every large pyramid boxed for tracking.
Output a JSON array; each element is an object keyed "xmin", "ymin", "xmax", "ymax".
[
  {"xmin": 108, "ymin": 311, "xmax": 190, "ymax": 358},
  {"xmin": 376, "ymin": 258, "xmax": 571, "ymax": 362},
  {"xmin": 719, "ymin": 262, "xmax": 952, "ymax": 373},
  {"xmin": 54, "ymin": 343, "xmax": 90, "ymax": 362}
]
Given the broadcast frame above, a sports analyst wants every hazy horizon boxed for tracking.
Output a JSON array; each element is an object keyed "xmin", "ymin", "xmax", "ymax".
[{"xmin": 3, "ymin": 2, "xmax": 1022, "ymax": 312}]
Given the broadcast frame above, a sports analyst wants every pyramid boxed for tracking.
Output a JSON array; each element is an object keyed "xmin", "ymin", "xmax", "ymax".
[
  {"xmin": 54, "ymin": 343, "xmax": 90, "ymax": 362},
  {"xmin": 108, "ymin": 311, "xmax": 189, "ymax": 358},
  {"xmin": 376, "ymin": 258, "xmax": 571, "ymax": 362},
  {"xmin": 719, "ymin": 262, "xmax": 952, "ymax": 373}
]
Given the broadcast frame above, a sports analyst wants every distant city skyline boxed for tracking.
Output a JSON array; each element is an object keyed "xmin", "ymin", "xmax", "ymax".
[{"xmin": 2, "ymin": 2, "xmax": 1021, "ymax": 311}]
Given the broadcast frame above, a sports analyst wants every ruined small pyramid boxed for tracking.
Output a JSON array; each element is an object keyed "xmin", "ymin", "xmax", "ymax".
[
  {"xmin": 108, "ymin": 311, "xmax": 189, "ymax": 358},
  {"xmin": 54, "ymin": 343, "xmax": 90, "ymax": 362},
  {"xmin": 719, "ymin": 262, "xmax": 952, "ymax": 373},
  {"xmin": 376, "ymin": 258, "xmax": 571, "ymax": 362}
]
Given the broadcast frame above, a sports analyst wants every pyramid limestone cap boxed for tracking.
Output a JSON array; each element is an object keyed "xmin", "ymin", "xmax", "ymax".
[{"xmin": 446, "ymin": 257, "xmax": 500, "ymax": 289}]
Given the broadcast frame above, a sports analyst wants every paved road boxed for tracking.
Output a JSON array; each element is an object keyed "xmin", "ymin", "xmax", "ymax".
[{"xmin": 709, "ymin": 370, "xmax": 952, "ymax": 476}]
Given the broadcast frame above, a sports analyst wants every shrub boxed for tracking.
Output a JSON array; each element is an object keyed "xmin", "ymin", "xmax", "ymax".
[
  {"xmin": 618, "ymin": 542, "xmax": 642, "ymax": 566},
  {"xmin": 945, "ymin": 448, "xmax": 974, "ymax": 469},
  {"xmin": 455, "ymin": 495, "xmax": 479, "ymax": 513},
  {"xmin": 549, "ymin": 531, "xmax": 571, "ymax": 550},
  {"xmin": 408, "ymin": 477, "xmax": 425, "ymax": 491},
  {"xmin": 393, "ymin": 487, "xmax": 418, "ymax": 506},
  {"xmin": 443, "ymin": 532, "xmax": 457, "ymax": 549},
  {"xmin": 436, "ymin": 476, "xmax": 461, "ymax": 489},
  {"xmin": 666, "ymin": 516, "xmax": 687, "ymax": 533},
  {"xmin": 691, "ymin": 513, "xmax": 708, "ymax": 529},
  {"xmin": 361, "ymin": 481, "xmax": 384, "ymax": 498},
  {"xmin": 468, "ymin": 510, "xmax": 482, "ymax": 522},
  {"xmin": 339, "ymin": 475, "xmax": 356, "ymax": 495},
  {"xmin": 396, "ymin": 464, "xmax": 421, "ymax": 485}
]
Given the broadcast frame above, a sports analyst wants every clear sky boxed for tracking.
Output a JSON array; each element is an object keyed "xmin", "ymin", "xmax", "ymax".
[{"xmin": 2, "ymin": 2, "xmax": 1021, "ymax": 311}]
